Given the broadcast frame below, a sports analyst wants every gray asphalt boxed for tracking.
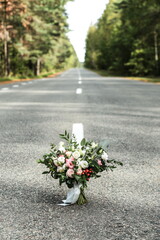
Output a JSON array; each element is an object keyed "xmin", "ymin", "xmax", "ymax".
[{"xmin": 0, "ymin": 68, "xmax": 160, "ymax": 240}]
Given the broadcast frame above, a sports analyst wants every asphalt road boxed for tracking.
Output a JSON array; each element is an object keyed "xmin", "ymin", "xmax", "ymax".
[{"xmin": 0, "ymin": 68, "xmax": 159, "ymax": 240}]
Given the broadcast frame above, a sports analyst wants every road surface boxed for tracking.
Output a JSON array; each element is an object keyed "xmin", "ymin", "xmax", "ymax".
[{"xmin": 0, "ymin": 68, "xmax": 159, "ymax": 240}]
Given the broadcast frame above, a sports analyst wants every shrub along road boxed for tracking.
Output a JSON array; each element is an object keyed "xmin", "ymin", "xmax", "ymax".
[{"xmin": 0, "ymin": 68, "xmax": 159, "ymax": 240}]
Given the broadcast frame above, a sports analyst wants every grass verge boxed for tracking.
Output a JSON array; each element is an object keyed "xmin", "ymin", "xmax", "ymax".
[
  {"xmin": 92, "ymin": 69, "xmax": 160, "ymax": 83},
  {"xmin": 0, "ymin": 70, "xmax": 62, "ymax": 84}
]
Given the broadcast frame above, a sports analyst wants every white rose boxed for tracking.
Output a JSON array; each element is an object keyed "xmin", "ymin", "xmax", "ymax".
[
  {"xmin": 79, "ymin": 160, "xmax": 89, "ymax": 169},
  {"xmin": 58, "ymin": 156, "xmax": 65, "ymax": 164},
  {"xmin": 66, "ymin": 151, "xmax": 72, "ymax": 157},
  {"xmin": 101, "ymin": 151, "xmax": 109, "ymax": 161},
  {"xmin": 91, "ymin": 142, "xmax": 98, "ymax": 148},
  {"xmin": 57, "ymin": 166, "xmax": 65, "ymax": 173},
  {"xmin": 72, "ymin": 151, "xmax": 80, "ymax": 159}
]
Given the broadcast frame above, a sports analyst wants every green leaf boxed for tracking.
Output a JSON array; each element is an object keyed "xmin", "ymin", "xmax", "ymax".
[
  {"xmin": 81, "ymin": 138, "xmax": 86, "ymax": 146},
  {"xmin": 42, "ymin": 171, "xmax": 50, "ymax": 174},
  {"xmin": 74, "ymin": 175, "xmax": 81, "ymax": 181},
  {"xmin": 96, "ymin": 175, "xmax": 101, "ymax": 178}
]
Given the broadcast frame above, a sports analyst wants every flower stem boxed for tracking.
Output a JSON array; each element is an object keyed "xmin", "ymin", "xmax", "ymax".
[{"xmin": 76, "ymin": 187, "xmax": 87, "ymax": 205}]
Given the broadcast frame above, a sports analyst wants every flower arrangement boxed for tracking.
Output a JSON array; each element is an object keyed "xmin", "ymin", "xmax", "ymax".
[{"xmin": 38, "ymin": 131, "xmax": 123, "ymax": 205}]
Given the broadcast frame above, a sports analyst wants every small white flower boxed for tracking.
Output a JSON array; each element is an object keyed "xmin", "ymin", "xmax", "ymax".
[
  {"xmin": 91, "ymin": 142, "xmax": 98, "ymax": 148},
  {"xmin": 72, "ymin": 151, "xmax": 80, "ymax": 159},
  {"xmin": 82, "ymin": 150, "xmax": 86, "ymax": 155},
  {"xmin": 58, "ymin": 141, "xmax": 64, "ymax": 147},
  {"xmin": 79, "ymin": 149, "xmax": 86, "ymax": 156},
  {"xmin": 66, "ymin": 151, "xmax": 72, "ymax": 157},
  {"xmin": 58, "ymin": 156, "xmax": 65, "ymax": 164},
  {"xmin": 77, "ymin": 145, "xmax": 82, "ymax": 149},
  {"xmin": 54, "ymin": 159, "xmax": 58, "ymax": 166},
  {"xmin": 79, "ymin": 160, "xmax": 89, "ymax": 169},
  {"xmin": 101, "ymin": 151, "xmax": 109, "ymax": 161},
  {"xmin": 57, "ymin": 166, "xmax": 65, "ymax": 173},
  {"xmin": 58, "ymin": 146, "xmax": 65, "ymax": 152}
]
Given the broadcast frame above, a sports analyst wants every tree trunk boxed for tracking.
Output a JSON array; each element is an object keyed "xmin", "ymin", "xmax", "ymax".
[
  {"xmin": 4, "ymin": 31, "xmax": 9, "ymax": 76},
  {"xmin": 154, "ymin": 31, "xmax": 159, "ymax": 75},
  {"xmin": 36, "ymin": 58, "xmax": 41, "ymax": 76},
  {"xmin": 3, "ymin": 1, "xmax": 9, "ymax": 76}
]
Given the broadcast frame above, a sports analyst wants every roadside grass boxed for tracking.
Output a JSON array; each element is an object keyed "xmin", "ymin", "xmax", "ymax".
[
  {"xmin": 0, "ymin": 77, "xmax": 14, "ymax": 82},
  {"xmin": 124, "ymin": 76, "xmax": 160, "ymax": 83},
  {"xmin": 0, "ymin": 71, "xmax": 61, "ymax": 83},
  {"xmin": 92, "ymin": 69, "xmax": 160, "ymax": 83}
]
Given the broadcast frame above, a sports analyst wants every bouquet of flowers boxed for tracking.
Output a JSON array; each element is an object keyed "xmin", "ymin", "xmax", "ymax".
[{"xmin": 38, "ymin": 131, "xmax": 123, "ymax": 205}]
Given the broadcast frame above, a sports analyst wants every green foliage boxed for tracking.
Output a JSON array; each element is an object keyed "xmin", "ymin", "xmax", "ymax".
[
  {"xmin": 85, "ymin": 0, "xmax": 160, "ymax": 76},
  {"xmin": 38, "ymin": 131, "xmax": 123, "ymax": 189}
]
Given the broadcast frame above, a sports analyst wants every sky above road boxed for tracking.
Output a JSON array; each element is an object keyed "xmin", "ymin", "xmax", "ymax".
[{"xmin": 65, "ymin": 0, "xmax": 109, "ymax": 62}]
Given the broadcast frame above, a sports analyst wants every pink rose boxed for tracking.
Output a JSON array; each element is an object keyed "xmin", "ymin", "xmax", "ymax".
[
  {"xmin": 98, "ymin": 160, "xmax": 102, "ymax": 166},
  {"xmin": 66, "ymin": 169, "xmax": 74, "ymax": 178},
  {"xmin": 66, "ymin": 158, "xmax": 74, "ymax": 169},
  {"xmin": 76, "ymin": 168, "xmax": 83, "ymax": 175}
]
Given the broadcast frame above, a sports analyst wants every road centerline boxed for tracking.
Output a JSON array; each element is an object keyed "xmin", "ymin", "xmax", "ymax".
[
  {"xmin": 76, "ymin": 88, "xmax": 82, "ymax": 94},
  {"xmin": 72, "ymin": 123, "xmax": 84, "ymax": 144},
  {"xmin": 1, "ymin": 88, "xmax": 9, "ymax": 91}
]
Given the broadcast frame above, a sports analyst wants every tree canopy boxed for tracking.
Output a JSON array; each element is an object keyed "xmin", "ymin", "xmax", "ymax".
[
  {"xmin": 85, "ymin": 0, "xmax": 160, "ymax": 76},
  {"xmin": 0, "ymin": 0, "xmax": 78, "ymax": 77}
]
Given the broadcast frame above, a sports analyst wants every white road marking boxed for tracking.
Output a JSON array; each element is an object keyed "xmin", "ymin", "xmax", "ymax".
[
  {"xmin": 12, "ymin": 85, "xmax": 19, "ymax": 88},
  {"xmin": 72, "ymin": 123, "xmax": 84, "ymax": 144},
  {"xmin": 79, "ymin": 76, "xmax": 82, "ymax": 81},
  {"xmin": 76, "ymin": 88, "xmax": 82, "ymax": 94},
  {"xmin": 1, "ymin": 87, "xmax": 9, "ymax": 91},
  {"xmin": 21, "ymin": 82, "xmax": 27, "ymax": 85},
  {"xmin": 78, "ymin": 81, "xmax": 82, "ymax": 84}
]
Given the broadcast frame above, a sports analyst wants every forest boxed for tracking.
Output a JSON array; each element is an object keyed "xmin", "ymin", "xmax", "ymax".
[
  {"xmin": 0, "ymin": 0, "xmax": 78, "ymax": 78},
  {"xmin": 85, "ymin": 0, "xmax": 160, "ymax": 76}
]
